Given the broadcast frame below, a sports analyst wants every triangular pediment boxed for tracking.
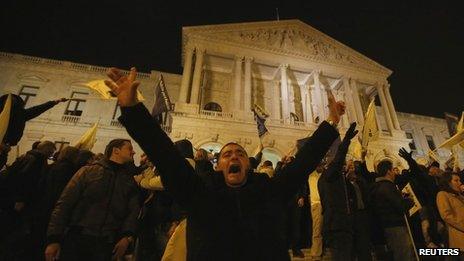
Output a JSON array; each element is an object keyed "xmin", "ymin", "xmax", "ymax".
[
  {"xmin": 17, "ymin": 74, "xmax": 50, "ymax": 82},
  {"xmin": 183, "ymin": 20, "xmax": 391, "ymax": 75}
]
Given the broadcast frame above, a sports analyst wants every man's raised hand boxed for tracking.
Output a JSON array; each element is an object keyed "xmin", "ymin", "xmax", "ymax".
[
  {"xmin": 327, "ymin": 90, "xmax": 346, "ymax": 124},
  {"xmin": 105, "ymin": 67, "xmax": 140, "ymax": 107},
  {"xmin": 398, "ymin": 147, "xmax": 413, "ymax": 162},
  {"xmin": 343, "ymin": 122, "xmax": 358, "ymax": 142}
]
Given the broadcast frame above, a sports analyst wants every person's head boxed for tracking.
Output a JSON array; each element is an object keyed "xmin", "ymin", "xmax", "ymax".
[
  {"xmin": 345, "ymin": 159, "xmax": 356, "ymax": 181},
  {"xmin": 174, "ymin": 139, "xmax": 194, "ymax": 159},
  {"xmin": 428, "ymin": 165, "xmax": 443, "ymax": 178},
  {"xmin": 217, "ymin": 142, "xmax": 250, "ymax": 188},
  {"xmin": 57, "ymin": 146, "xmax": 79, "ymax": 162},
  {"xmin": 36, "ymin": 141, "xmax": 56, "ymax": 158},
  {"xmin": 75, "ymin": 150, "xmax": 95, "ymax": 168},
  {"xmin": 32, "ymin": 141, "xmax": 41, "ymax": 150},
  {"xmin": 393, "ymin": 167, "xmax": 400, "ymax": 176},
  {"xmin": 439, "ymin": 172, "xmax": 462, "ymax": 194},
  {"xmin": 104, "ymin": 139, "xmax": 134, "ymax": 164},
  {"xmin": 195, "ymin": 148, "xmax": 209, "ymax": 161},
  {"xmin": 377, "ymin": 160, "xmax": 395, "ymax": 180},
  {"xmin": 262, "ymin": 160, "xmax": 273, "ymax": 168}
]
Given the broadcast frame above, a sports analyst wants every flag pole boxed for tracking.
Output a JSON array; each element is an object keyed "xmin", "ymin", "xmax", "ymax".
[{"xmin": 403, "ymin": 213, "xmax": 420, "ymax": 261}]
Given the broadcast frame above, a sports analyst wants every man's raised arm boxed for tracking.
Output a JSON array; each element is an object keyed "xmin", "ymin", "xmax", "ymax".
[
  {"xmin": 272, "ymin": 91, "xmax": 345, "ymax": 200},
  {"xmin": 107, "ymin": 67, "xmax": 203, "ymax": 209}
]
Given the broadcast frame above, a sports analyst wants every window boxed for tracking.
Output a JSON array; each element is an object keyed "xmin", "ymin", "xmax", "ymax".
[
  {"xmin": 112, "ymin": 103, "xmax": 121, "ymax": 119},
  {"xmin": 18, "ymin": 86, "xmax": 39, "ymax": 106},
  {"xmin": 203, "ymin": 102, "xmax": 222, "ymax": 112},
  {"xmin": 405, "ymin": 132, "xmax": 417, "ymax": 151},
  {"xmin": 425, "ymin": 135, "xmax": 436, "ymax": 150},
  {"xmin": 65, "ymin": 92, "xmax": 88, "ymax": 116}
]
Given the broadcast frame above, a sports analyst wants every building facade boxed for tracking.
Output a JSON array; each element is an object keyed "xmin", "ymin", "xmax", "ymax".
[{"xmin": 0, "ymin": 20, "xmax": 460, "ymax": 169}]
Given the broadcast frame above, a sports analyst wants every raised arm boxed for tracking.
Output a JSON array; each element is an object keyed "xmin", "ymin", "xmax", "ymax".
[
  {"xmin": 271, "ymin": 90, "xmax": 345, "ymax": 200},
  {"xmin": 106, "ymin": 67, "xmax": 203, "ymax": 209},
  {"xmin": 320, "ymin": 123, "xmax": 358, "ymax": 183},
  {"xmin": 24, "ymin": 98, "xmax": 67, "ymax": 120}
]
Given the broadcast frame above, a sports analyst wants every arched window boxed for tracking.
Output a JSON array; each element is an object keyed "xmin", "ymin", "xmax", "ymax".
[{"xmin": 203, "ymin": 102, "xmax": 222, "ymax": 112}]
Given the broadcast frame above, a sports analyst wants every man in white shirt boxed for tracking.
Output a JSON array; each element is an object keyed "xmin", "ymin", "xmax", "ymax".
[{"xmin": 308, "ymin": 163, "xmax": 325, "ymax": 260}]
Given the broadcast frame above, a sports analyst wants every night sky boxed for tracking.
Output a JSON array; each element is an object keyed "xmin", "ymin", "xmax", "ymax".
[{"xmin": 1, "ymin": 1, "xmax": 462, "ymax": 118}]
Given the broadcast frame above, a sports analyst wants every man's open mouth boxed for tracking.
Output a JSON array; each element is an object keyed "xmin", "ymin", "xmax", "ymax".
[{"xmin": 229, "ymin": 164, "xmax": 241, "ymax": 174}]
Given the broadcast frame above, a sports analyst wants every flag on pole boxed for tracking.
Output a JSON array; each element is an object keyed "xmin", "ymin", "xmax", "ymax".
[
  {"xmin": 348, "ymin": 137, "xmax": 363, "ymax": 160},
  {"xmin": 457, "ymin": 112, "xmax": 463, "ymax": 132},
  {"xmin": 401, "ymin": 183, "xmax": 422, "ymax": 216},
  {"xmin": 428, "ymin": 149, "xmax": 441, "ymax": 165},
  {"xmin": 85, "ymin": 80, "xmax": 145, "ymax": 101},
  {"xmin": 151, "ymin": 75, "xmax": 172, "ymax": 122},
  {"xmin": 252, "ymin": 107, "xmax": 269, "ymax": 138},
  {"xmin": 0, "ymin": 94, "xmax": 12, "ymax": 143},
  {"xmin": 74, "ymin": 122, "xmax": 98, "ymax": 150},
  {"xmin": 361, "ymin": 100, "xmax": 378, "ymax": 148}
]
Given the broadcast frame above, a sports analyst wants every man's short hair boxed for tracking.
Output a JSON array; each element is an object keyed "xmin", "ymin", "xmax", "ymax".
[
  {"xmin": 218, "ymin": 142, "xmax": 248, "ymax": 158},
  {"xmin": 377, "ymin": 160, "xmax": 393, "ymax": 177},
  {"xmin": 37, "ymin": 141, "xmax": 56, "ymax": 151},
  {"xmin": 104, "ymin": 139, "xmax": 130, "ymax": 158}
]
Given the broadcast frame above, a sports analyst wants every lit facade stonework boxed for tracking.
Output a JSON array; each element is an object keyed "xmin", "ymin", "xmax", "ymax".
[{"xmin": 0, "ymin": 20, "xmax": 461, "ymax": 168}]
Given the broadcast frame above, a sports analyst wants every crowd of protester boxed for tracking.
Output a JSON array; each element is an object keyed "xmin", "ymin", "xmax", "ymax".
[{"xmin": 0, "ymin": 67, "xmax": 463, "ymax": 261}]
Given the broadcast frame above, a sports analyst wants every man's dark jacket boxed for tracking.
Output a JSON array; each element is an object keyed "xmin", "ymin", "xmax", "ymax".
[
  {"xmin": 3, "ymin": 149, "xmax": 49, "ymax": 208},
  {"xmin": 118, "ymin": 103, "xmax": 339, "ymax": 261},
  {"xmin": 369, "ymin": 178, "xmax": 413, "ymax": 228},
  {"xmin": 0, "ymin": 94, "xmax": 59, "ymax": 146},
  {"xmin": 318, "ymin": 136, "xmax": 357, "ymax": 233},
  {"xmin": 47, "ymin": 159, "xmax": 140, "ymax": 243}
]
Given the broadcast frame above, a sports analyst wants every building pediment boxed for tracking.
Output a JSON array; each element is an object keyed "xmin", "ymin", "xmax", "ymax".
[{"xmin": 183, "ymin": 20, "xmax": 391, "ymax": 76}]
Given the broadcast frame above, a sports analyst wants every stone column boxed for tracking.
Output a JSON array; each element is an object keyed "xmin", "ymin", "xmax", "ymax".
[
  {"xmin": 179, "ymin": 46, "xmax": 194, "ymax": 103},
  {"xmin": 244, "ymin": 57, "xmax": 253, "ymax": 112},
  {"xmin": 280, "ymin": 64, "xmax": 290, "ymax": 123},
  {"xmin": 383, "ymin": 84, "xmax": 401, "ymax": 130},
  {"xmin": 272, "ymin": 81, "xmax": 281, "ymax": 120},
  {"xmin": 350, "ymin": 79, "xmax": 364, "ymax": 125},
  {"xmin": 342, "ymin": 77, "xmax": 358, "ymax": 124},
  {"xmin": 304, "ymin": 84, "xmax": 313, "ymax": 123},
  {"xmin": 190, "ymin": 47, "xmax": 205, "ymax": 105},
  {"xmin": 233, "ymin": 56, "xmax": 243, "ymax": 111},
  {"xmin": 376, "ymin": 83, "xmax": 394, "ymax": 133},
  {"xmin": 313, "ymin": 71, "xmax": 325, "ymax": 120}
]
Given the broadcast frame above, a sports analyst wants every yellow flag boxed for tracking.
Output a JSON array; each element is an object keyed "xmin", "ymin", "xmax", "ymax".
[
  {"xmin": 0, "ymin": 94, "xmax": 12, "ymax": 143},
  {"xmin": 438, "ymin": 130, "xmax": 464, "ymax": 149},
  {"xmin": 348, "ymin": 137, "xmax": 363, "ymax": 160},
  {"xmin": 85, "ymin": 80, "xmax": 145, "ymax": 101},
  {"xmin": 361, "ymin": 100, "xmax": 378, "ymax": 148},
  {"xmin": 74, "ymin": 122, "xmax": 98, "ymax": 150},
  {"xmin": 457, "ymin": 112, "xmax": 463, "ymax": 132}
]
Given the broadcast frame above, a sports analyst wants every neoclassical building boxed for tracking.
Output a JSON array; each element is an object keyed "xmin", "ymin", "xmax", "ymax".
[{"xmin": 0, "ymin": 20, "xmax": 460, "ymax": 169}]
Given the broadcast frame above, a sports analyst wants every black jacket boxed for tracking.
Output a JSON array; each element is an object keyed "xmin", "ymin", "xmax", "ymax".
[
  {"xmin": 369, "ymin": 177, "xmax": 413, "ymax": 228},
  {"xmin": 0, "ymin": 94, "xmax": 59, "ymax": 146},
  {"xmin": 118, "ymin": 103, "xmax": 339, "ymax": 261},
  {"xmin": 47, "ymin": 159, "xmax": 140, "ymax": 243},
  {"xmin": 8, "ymin": 149, "xmax": 49, "ymax": 206},
  {"xmin": 318, "ymin": 136, "xmax": 357, "ymax": 233}
]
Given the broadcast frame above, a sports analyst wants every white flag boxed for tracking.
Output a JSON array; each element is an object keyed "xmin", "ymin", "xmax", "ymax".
[{"xmin": 361, "ymin": 100, "xmax": 378, "ymax": 148}]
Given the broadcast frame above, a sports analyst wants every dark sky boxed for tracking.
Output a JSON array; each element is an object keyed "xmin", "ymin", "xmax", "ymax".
[{"xmin": 1, "ymin": 1, "xmax": 462, "ymax": 118}]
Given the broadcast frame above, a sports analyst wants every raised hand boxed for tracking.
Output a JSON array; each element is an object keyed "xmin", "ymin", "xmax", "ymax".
[
  {"xmin": 327, "ymin": 90, "xmax": 346, "ymax": 124},
  {"xmin": 398, "ymin": 147, "xmax": 413, "ymax": 162},
  {"xmin": 105, "ymin": 67, "xmax": 140, "ymax": 107},
  {"xmin": 343, "ymin": 122, "xmax": 358, "ymax": 142}
]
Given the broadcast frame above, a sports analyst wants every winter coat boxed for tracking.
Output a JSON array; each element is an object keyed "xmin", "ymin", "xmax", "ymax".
[
  {"xmin": 436, "ymin": 191, "xmax": 464, "ymax": 250},
  {"xmin": 369, "ymin": 177, "xmax": 414, "ymax": 228},
  {"xmin": 47, "ymin": 159, "xmax": 140, "ymax": 243},
  {"xmin": 118, "ymin": 103, "xmax": 339, "ymax": 261},
  {"xmin": 318, "ymin": 136, "xmax": 357, "ymax": 233}
]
